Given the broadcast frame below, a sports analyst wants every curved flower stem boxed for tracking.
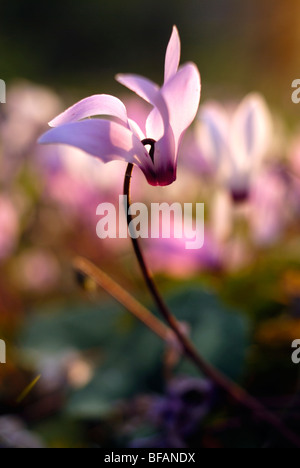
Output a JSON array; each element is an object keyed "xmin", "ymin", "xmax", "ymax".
[{"xmin": 124, "ymin": 162, "xmax": 300, "ymax": 448}]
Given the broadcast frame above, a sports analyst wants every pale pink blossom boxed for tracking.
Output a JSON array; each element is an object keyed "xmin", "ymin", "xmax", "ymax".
[
  {"xmin": 249, "ymin": 170, "xmax": 289, "ymax": 246},
  {"xmin": 190, "ymin": 94, "xmax": 272, "ymax": 201},
  {"xmin": 39, "ymin": 27, "xmax": 201, "ymax": 187},
  {"xmin": 145, "ymin": 216, "xmax": 222, "ymax": 278},
  {"xmin": 0, "ymin": 196, "xmax": 19, "ymax": 260}
]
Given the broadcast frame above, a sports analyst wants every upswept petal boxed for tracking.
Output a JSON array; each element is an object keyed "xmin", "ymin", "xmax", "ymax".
[
  {"xmin": 148, "ymin": 63, "xmax": 201, "ymax": 151},
  {"xmin": 164, "ymin": 26, "xmax": 181, "ymax": 83},
  {"xmin": 197, "ymin": 102, "xmax": 230, "ymax": 169},
  {"xmin": 49, "ymin": 95, "xmax": 128, "ymax": 127},
  {"xmin": 230, "ymin": 93, "xmax": 272, "ymax": 172},
  {"xmin": 116, "ymin": 74, "xmax": 170, "ymax": 132},
  {"xmin": 145, "ymin": 106, "xmax": 164, "ymax": 141},
  {"xmin": 116, "ymin": 74, "xmax": 159, "ymax": 104},
  {"xmin": 39, "ymin": 119, "xmax": 151, "ymax": 170}
]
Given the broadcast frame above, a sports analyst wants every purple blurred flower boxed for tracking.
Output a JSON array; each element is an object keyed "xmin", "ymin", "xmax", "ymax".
[
  {"xmin": 289, "ymin": 137, "xmax": 300, "ymax": 177},
  {"xmin": 187, "ymin": 94, "xmax": 272, "ymax": 201},
  {"xmin": 146, "ymin": 229, "xmax": 222, "ymax": 278},
  {"xmin": 39, "ymin": 27, "xmax": 201, "ymax": 187},
  {"xmin": 0, "ymin": 416, "xmax": 45, "ymax": 449},
  {"xmin": 249, "ymin": 170, "xmax": 289, "ymax": 246},
  {"xmin": 131, "ymin": 377, "xmax": 215, "ymax": 448},
  {"xmin": 210, "ymin": 167, "xmax": 289, "ymax": 251},
  {"xmin": 40, "ymin": 144, "xmax": 125, "ymax": 220},
  {"xmin": 145, "ymin": 212, "xmax": 222, "ymax": 277}
]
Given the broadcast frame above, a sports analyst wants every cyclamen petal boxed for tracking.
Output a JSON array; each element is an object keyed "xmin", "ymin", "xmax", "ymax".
[
  {"xmin": 116, "ymin": 74, "xmax": 170, "ymax": 132},
  {"xmin": 161, "ymin": 63, "xmax": 201, "ymax": 148},
  {"xmin": 40, "ymin": 26, "xmax": 201, "ymax": 187},
  {"xmin": 39, "ymin": 119, "xmax": 151, "ymax": 169},
  {"xmin": 192, "ymin": 93, "xmax": 272, "ymax": 199},
  {"xmin": 149, "ymin": 129, "xmax": 176, "ymax": 186},
  {"xmin": 164, "ymin": 26, "xmax": 181, "ymax": 83},
  {"xmin": 49, "ymin": 95, "xmax": 128, "ymax": 127},
  {"xmin": 116, "ymin": 74, "xmax": 160, "ymax": 105},
  {"xmin": 198, "ymin": 103, "xmax": 230, "ymax": 169},
  {"xmin": 128, "ymin": 118, "xmax": 146, "ymax": 140},
  {"xmin": 230, "ymin": 93, "xmax": 272, "ymax": 170},
  {"xmin": 147, "ymin": 63, "xmax": 201, "ymax": 151},
  {"xmin": 146, "ymin": 106, "xmax": 164, "ymax": 142}
]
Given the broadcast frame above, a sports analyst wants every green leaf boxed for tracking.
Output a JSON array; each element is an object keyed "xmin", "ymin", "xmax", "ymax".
[{"xmin": 166, "ymin": 286, "xmax": 249, "ymax": 380}]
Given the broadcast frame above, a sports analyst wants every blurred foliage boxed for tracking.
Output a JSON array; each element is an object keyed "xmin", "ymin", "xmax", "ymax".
[{"xmin": 20, "ymin": 287, "xmax": 248, "ymax": 420}]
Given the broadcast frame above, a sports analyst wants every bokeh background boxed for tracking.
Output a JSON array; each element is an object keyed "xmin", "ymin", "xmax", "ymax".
[{"xmin": 1, "ymin": 0, "xmax": 300, "ymax": 448}]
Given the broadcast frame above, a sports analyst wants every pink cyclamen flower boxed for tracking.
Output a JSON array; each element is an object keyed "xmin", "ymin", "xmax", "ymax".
[
  {"xmin": 249, "ymin": 170, "xmax": 288, "ymax": 246},
  {"xmin": 191, "ymin": 94, "xmax": 272, "ymax": 201},
  {"xmin": 39, "ymin": 27, "xmax": 201, "ymax": 187},
  {"xmin": 146, "ymin": 228, "xmax": 222, "ymax": 278}
]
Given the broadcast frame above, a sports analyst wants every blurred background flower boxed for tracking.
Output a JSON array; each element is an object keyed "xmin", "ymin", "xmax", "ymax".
[{"xmin": 186, "ymin": 94, "xmax": 273, "ymax": 201}]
